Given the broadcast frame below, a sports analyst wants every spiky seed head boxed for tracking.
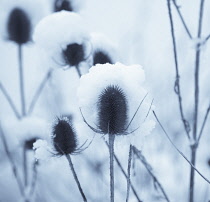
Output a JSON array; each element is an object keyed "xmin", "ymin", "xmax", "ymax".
[
  {"xmin": 7, "ymin": 8, "xmax": 31, "ymax": 44},
  {"xmin": 93, "ymin": 50, "xmax": 112, "ymax": 65},
  {"xmin": 52, "ymin": 118, "xmax": 77, "ymax": 155},
  {"xmin": 63, "ymin": 43, "xmax": 85, "ymax": 67},
  {"xmin": 97, "ymin": 85, "xmax": 128, "ymax": 135},
  {"xmin": 54, "ymin": 0, "xmax": 73, "ymax": 12}
]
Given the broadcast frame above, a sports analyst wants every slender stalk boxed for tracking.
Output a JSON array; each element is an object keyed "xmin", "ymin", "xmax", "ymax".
[
  {"xmin": 75, "ymin": 65, "xmax": 82, "ymax": 78},
  {"xmin": 23, "ymin": 144, "xmax": 28, "ymax": 188},
  {"xmin": 104, "ymin": 141, "xmax": 142, "ymax": 202},
  {"xmin": 166, "ymin": 0, "xmax": 190, "ymax": 139},
  {"xmin": 28, "ymin": 69, "xmax": 53, "ymax": 114},
  {"xmin": 132, "ymin": 146, "xmax": 170, "ymax": 202},
  {"xmin": 65, "ymin": 154, "xmax": 87, "ymax": 202},
  {"xmin": 126, "ymin": 145, "xmax": 132, "ymax": 202},
  {"xmin": 29, "ymin": 160, "xmax": 38, "ymax": 196},
  {"xmin": 0, "ymin": 83, "xmax": 21, "ymax": 119},
  {"xmin": 109, "ymin": 134, "xmax": 115, "ymax": 202},
  {"xmin": 153, "ymin": 110, "xmax": 210, "ymax": 185},
  {"xmin": 0, "ymin": 122, "xmax": 24, "ymax": 197},
  {"xmin": 18, "ymin": 44, "xmax": 26, "ymax": 116},
  {"xmin": 190, "ymin": 1, "xmax": 205, "ymax": 201}
]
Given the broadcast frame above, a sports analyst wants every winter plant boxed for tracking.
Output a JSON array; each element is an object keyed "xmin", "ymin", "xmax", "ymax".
[{"xmin": 0, "ymin": 0, "xmax": 210, "ymax": 202}]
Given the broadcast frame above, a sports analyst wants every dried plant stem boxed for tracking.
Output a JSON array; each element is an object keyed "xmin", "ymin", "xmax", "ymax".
[
  {"xmin": 109, "ymin": 134, "xmax": 115, "ymax": 202},
  {"xmin": 171, "ymin": 0, "xmax": 192, "ymax": 39},
  {"xmin": 190, "ymin": 1, "xmax": 205, "ymax": 201},
  {"xmin": 29, "ymin": 161, "xmax": 38, "ymax": 196},
  {"xmin": 65, "ymin": 154, "xmax": 87, "ymax": 202},
  {"xmin": 75, "ymin": 65, "xmax": 82, "ymax": 78},
  {"xmin": 18, "ymin": 44, "xmax": 26, "ymax": 116},
  {"xmin": 0, "ymin": 122, "xmax": 24, "ymax": 197},
  {"xmin": 28, "ymin": 69, "xmax": 53, "ymax": 114},
  {"xmin": 104, "ymin": 141, "xmax": 142, "ymax": 202},
  {"xmin": 132, "ymin": 146, "xmax": 170, "ymax": 202},
  {"xmin": 166, "ymin": 0, "xmax": 190, "ymax": 139},
  {"xmin": 23, "ymin": 145, "xmax": 28, "ymax": 188},
  {"xmin": 153, "ymin": 111, "xmax": 210, "ymax": 185},
  {"xmin": 126, "ymin": 145, "xmax": 132, "ymax": 202},
  {"xmin": 0, "ymin": 83, "xmax": 20, "ymax": 119}
]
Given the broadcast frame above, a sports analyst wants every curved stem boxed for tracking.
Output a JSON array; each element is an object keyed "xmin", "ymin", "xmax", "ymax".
[{"xmin": 65, "ymin": 154, "xmax": 87, "ymax": 202}]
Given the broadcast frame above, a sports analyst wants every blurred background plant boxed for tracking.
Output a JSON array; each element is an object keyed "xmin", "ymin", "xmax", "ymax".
[{"xmin": 0, "ymin": 0, "xmax": 210, "ymax": 202}]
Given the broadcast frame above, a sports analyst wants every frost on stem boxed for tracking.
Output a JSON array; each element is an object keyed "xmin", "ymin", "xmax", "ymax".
[
  {"xmin": 52, "ymin": 117, "xmax": 78, "ymax": 156},
  {"xmin": 98, "ymin": 85, "xmax": 128, "ymax": 135},
  {"xmin": 63, "ymin": 43, "xmax": 85, "ymax": 67},
  {"xmin": 7, "ymin": 8, "xmax": 31, "ymax": 44},
  {"xmin": 54, "ymin": 0, "xmax": 73, "ymax": 12},
  {"xmin": 93, "ymin": 50, "xmax": 113, "ymax": 65}
]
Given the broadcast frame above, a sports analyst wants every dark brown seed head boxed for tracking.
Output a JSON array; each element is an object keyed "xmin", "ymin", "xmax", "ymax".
[
  {"xmin": 54, "ymin": 0, "xmax": 73, "ymax": 12},
  {"xmin": 63, "ymin": 43, "xmax": 85, "ymax": 67},
  {"xmin": 93, "ymin": 50, "xmax": 112, "ymax": 65},
  {"xmin": 52, "ymin": 118, "xmax": 77, "ymax": 155},
  {"xmin": 97, "ymin": 85, "xmax": 128, "ymax": 135},
  {"xmin": 7, "ymin": 8, "xmax": 31, "ymax": 44}
]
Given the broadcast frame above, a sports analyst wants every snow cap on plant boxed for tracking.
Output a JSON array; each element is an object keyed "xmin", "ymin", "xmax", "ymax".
[
  {"xmin": 0, "ymin": 0, "xmax": 51, "ymax": 41},
  {"xmin": 33, "ymin": 11, "xmax": 90, "ymax": 68},
  {"xmin": 90, "ymin": 33, "xmax": 118, "ymax": 66},
  {"xmin": 78, "ymin": 63, "xmax": 155, "ymax": 144},
  {"xmin": 52, "ymin": 117, "xmax": 78, "ymax": 155}
]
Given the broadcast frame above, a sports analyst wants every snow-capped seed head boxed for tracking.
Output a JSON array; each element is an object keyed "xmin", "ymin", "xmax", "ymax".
[
  {"xmin": 97, "ymin": 85, "xmax": 128, "ymax": 135},
  {"xmin": 63, "ymin": 43, "xmax": 84, "ymax": 67},
  {"xmin": 93, "ymin": 50, "xmax": 113, "ymax": 65},
  {"xmin": 24, "ymin": 137, "xmax": 38, "ymax": 150},
  {"xmin": 54, "ymin": 0, "xmax": 73, "ymax": 12},
  {"xmin": 52, "ymin": 117, "xmax": 77, "ymax": 155},
  {"xmin": 7, "ymin": 8, "xmax": 31, "ymax": 44}
]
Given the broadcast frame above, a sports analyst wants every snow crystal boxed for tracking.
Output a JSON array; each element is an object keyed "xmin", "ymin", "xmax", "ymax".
[
  {"xmin": 33, "ymin": 139, "xmax": 52, "ymax": 160},
  {"xmin": 33, "ymin": 11, "xmax": 90, "ymax": 59},
  {"xmin": 77, "ymin": 63, "xmax": 155, "ymax": 147}
]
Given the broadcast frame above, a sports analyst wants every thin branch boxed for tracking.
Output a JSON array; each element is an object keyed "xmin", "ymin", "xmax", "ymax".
[
  {"xmin": 0, "ymin": 122, "xmax": 24, "ymax": 196},
  {"xmin": 0, "ymin": 83, "xmax": 21, "ymax": 119},
  {"xmin": 132, "ymin": 146, "xmax": 170, "ymax": 202},
  {"xmin": 153, "ymin": 111, "xmax": 210, "ymax": 185},
  {"xmin": 166, "ymin": 0, "xmax": 191, "ymax": 139},
  {"xmin": 29, "ymin": 161, "xmax": 38, "ymax": 196},
  {"xmin": 104, "ymin": 141, "xmax": 142, "ymax": 202},
  {"xmin": 126, "ymin": 145, "xmax": 132, "ymax": 202},
  {"xmin": 28, "ymin": 69, "xmax": 53, "ymax": 114},
  {"xmin": 65, "ymin": 154, "xmax": 87, "ymax": 202},
  {"xmin": 197, "ymin": 104, "xmax": 210, "ymax": 143},
  {"xmin": 171, "ymin": 0, "xmax": 192, "ymax": 39}
]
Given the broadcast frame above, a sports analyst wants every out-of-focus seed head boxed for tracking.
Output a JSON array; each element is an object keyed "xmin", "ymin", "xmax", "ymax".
[
  {"xmin": 63, "ymin": 43, "xmax": 85, "ymax": 67},
  {"xmin": 93, "ymin": 50, "xmax": 113, "ymax": 65},
  {"xmin": 52, "ymin": 117, "xmax": 77, "ymax": 155},
  {"xmin": 7, "ymin": 8, "xmax": 31, "ymax": 44},
  {"xmin": 97, "ymin": 85, "xmax": 128, "ymax": 135},
  {"xmin": 54, "ymin": 0, "xmax": 73, "ymax": 12},
  {"xmin": 24, "ymin": 137, "xmax": 39, "ymax": 150},
  {"xmin": 208, "ymin": 158, "xmax": 210, "ymax": 167}
]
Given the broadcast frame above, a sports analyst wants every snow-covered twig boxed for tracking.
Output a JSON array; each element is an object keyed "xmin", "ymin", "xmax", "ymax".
[
  {"xmin": 65, "ymin": 154, "xmax": 87, "ymax": 202},
  {"xmin": 28, "ymin": 69, "xmax": 53, "ymax": 114},
  {"xmin": 171, "ymin": 0, "xmax": 192, "ymax": 39},
  {"xmin": 0, "ymin": 83, "xmax": 21, "ymax": 119},
  {"xmin": 126, "ymin": 145, "xmax": 132, "ymax": 202},
  {"xmin": 0, "ymin": 122, "xmax": 24, "ymax": 197},
  {"xmin": 166, "ymin": 0, "xmax": 191, "ymax": 140},
  {"xmin": 18, "ymin": 44, "xmax": 26, "ymax": 116},
  {"xmin": 197, "ymin": 104, "xmax": 210, "ymax": 144},
  {"xmin": 104, "ymin": 141, "xmax": 142, "ymax": 202},
  {"xmin": 132, "ymin": 145, "xmax": 170, "ymax": 202},
  {"xmin": 153, "ymin": 111, "xmax": 210, "ymax": 185}
]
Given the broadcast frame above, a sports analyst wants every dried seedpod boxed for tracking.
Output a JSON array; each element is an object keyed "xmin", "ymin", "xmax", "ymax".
[
  {"xmin": 54, "ymin": 0, "xmax": 73, "ymax": 12},
  {"xmin": 93, "ymin": 50, "xmax": 113, "ymax": 65}
]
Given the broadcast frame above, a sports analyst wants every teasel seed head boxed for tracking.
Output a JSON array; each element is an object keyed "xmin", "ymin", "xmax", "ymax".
[
  {"xmin": 52, "ymin": 117, "xmax": 78, "ymax": 155},
  {"xmin": 24, "ymin": 137, "xmax": 39, "ymax": 150},
  {"xmin": 63, "ymin": 43, "xmax": 85, "ymax": 67},
  {"xmin": 97, "ymin": 85, "xmax": 128, "ymax": 135},
  {"xmin": 93, "ymin": 50, "xmax": 113, "ymax": 65},
  {"xmin": 7, "ymin": 8, "xmax": 31, "ymax": 44},
  {"xmin": 54, "ymin": 0, "xmax": 73, "ymax": 12}
]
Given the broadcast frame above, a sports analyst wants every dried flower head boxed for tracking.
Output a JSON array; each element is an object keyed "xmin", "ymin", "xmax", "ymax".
[
  {"xmin": 24, "ymin": 137, "xmax": 39, "ymax": 150},
  {"xmin": 52, "ymin": 117, "xmax": 78, "ymax": 155},
  {"xmin": 54, "ymin": 0, "xmax": 73, "ymax": 12},
  {"xmin": 97, "ymin": 85, "xmax": 128, "ymax": 135},
  {"xmin": 93, "ymin": 50, "xmax": 112, "ymax": 65},
  {"xmin": 63, "ymin": 43, "xmax": 85, "ymax": 67},
  {"xmin": 7, "ymin": 8, "xmax": 31, "ymax": 44}
]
